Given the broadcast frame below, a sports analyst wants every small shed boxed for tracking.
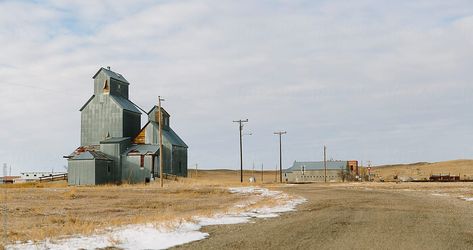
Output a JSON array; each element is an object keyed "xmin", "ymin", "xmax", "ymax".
[{"xmin": 68, "ymin": 150, "xmax": 113, "ymax": 185}]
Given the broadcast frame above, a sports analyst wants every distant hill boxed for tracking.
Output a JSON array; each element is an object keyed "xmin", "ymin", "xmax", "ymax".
[{"xmin": 371, "ymin": 159, "xmax": 473, "ymax": 181}]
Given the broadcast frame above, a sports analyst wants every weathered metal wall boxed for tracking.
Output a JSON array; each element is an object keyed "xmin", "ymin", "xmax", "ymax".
[
  {"xmin": 121, "ymin": 155, "xmax": 152, "ymax": 183},
  {"xmin": 100, "ymin": 139, "xmax": 131, "ymax": 183},
  {"xmin": 110, "ymin": 78, "xmax": 129, "ymax": 99},
  {"xmin": 172, "ymin": 145, "xmax": 187, "ymax": 176},
  {"xmin": 68, "ymin": 159, "xmax": 113, "ymax": 185},
  {"xmin": 68, "ymin": 159, "xmax": 95, "ymax": 185},
  {"xmin": 123, "ymin": 110, "xmax": 141, "ymax": 139},
  {"xmin": 81, "ymin": 96, "xmax": 123, "ymax": 146},
  {"xmin": 95, "ymin": 160, "xmax": 113, "ymax": 184},
  {"xmin": 144, "ymin": 124, "xmax": 172, "ymax": 173},
  {"xmin": 285, "ymin": 169, "xmax": 342, "ymax": 183}
]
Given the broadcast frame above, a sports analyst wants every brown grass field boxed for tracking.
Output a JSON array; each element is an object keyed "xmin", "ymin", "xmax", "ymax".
[
  {"xmin": 0, "ymin": 170, "xmax": 281, "ymax": 246},
  {"xmin": 1, "ymin": 161, "xmax": 473, "ymax": 248},
  {"xmin": 370, "ymin": 159, "xmax": 473, "ymax": 181}
]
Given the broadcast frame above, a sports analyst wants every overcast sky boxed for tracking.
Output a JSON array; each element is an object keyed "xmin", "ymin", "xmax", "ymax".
[{"xmin": 0, "ymin": 0, "xmax": 472, "ymax": 173}]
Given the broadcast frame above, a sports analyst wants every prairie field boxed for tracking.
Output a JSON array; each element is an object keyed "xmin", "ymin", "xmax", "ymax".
[
  {"xmin": 0, "ymin": 170, "xmax": 280, "ymax": 245},
  {"xmin": 2, "ymin": 165, "xmax": 473, "ymax": 249},
  {"xmin": 370, "ymin": 159, "xmax": 473, "ymax": 181}
]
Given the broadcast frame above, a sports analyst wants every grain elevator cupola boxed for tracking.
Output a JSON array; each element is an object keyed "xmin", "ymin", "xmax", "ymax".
[{"xmin": 79, "ymin": 67, "xmax": 141, "ymax": 146}]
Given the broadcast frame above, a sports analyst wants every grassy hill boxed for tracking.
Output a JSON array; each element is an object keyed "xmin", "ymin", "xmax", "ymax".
[{"xmin": 371, "ymin": 159, "xmax": 473, "ymax": 181}]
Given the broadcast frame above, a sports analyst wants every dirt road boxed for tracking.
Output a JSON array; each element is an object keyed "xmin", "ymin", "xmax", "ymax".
[{"xmin": 175, "ymin": 184, "xmax": 473, "ymax": 250}]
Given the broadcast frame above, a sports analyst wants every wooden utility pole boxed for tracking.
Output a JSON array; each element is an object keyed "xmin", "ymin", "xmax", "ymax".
[
  {"xmin": 324, "ymin": 146, "xmax": 327, "ymax": 183},
  {"xmin": 233, "ymin": 119, "xmax": 248, "ymax": 183},
  {"xmin": 274, "ymin": 131, "xmax": 287, "ymax": 183},
  {"xmin": 158, "ymin": 96, "xmax": 165, "ymax": 187}
]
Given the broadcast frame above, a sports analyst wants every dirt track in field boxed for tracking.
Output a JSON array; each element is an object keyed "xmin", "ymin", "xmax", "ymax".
[{"xmin": 174, "ymin": 183, "xmax": 473, "ymax": 250}]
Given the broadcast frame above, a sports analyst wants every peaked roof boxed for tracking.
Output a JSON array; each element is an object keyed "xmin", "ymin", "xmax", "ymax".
[
  {"xmin": 147, "ymin": 105, "xmax": 170, "ymax": 117},
  {"xmin": 71, "ymin": 150, "xmax": 112, "ymax": 161},
  {"xmin": 79, "ymin": 95, "xmax": 95, "ymax": 111},
  {"xmin": 150, "ymin": 121, "xmax": 188, "ymax": 148},
  {"xmin": 100, "ymin": 137, "xmax": 131, "ymax": 144},
  {"xmin": 123, "ymin": 144, "xmax": 160, "ymax": 155},
  {"xmin": 110, "ymin": 95, "xmax": 142, "ymax": 114},
  {"xmin": 285, "ymin": 161, "xmax": 348, "ymax": 172},
  {"xmin": 93, "ymin": 67, "xmax": 129, "ymax": 84}
]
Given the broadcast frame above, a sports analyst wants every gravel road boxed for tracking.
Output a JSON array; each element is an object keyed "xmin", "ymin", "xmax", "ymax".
[{"xmin": 174, "ymin": 184, "xmax": 473, "ymax": 250}]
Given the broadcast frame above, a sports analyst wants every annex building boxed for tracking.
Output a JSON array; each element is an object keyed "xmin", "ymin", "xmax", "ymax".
[
  {"xmin": 65, "ymin": 67, "xmax": 188, "ymax": 185},
  {"xmin": 284, "ymin": 160, "xmax": 358, "ymax": 183}
]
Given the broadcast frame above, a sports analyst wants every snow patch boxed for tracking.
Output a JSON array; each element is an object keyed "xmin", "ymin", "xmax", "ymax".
[
  {"xmin": 431, "ymin": 193, "xmax": 449, "ymax": 197},
  {"xmin": 462, "ymin": 197, "xmax": 473, "ymax": 201},
  {"xmin": 8, "ymin": 187, "xmax": 306, "ymax": 250}
]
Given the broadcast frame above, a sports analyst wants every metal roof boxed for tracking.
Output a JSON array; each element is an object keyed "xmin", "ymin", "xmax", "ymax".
[
  {"xmin": 92, "ymin": 67, "xmax": 129, "ymax": 84},
  {"xmin": 71, "ymin": 150, "xmax": 112, "ymax": 161},
  {"xmin": 123, "ymin": 144, "xmax": 160, "ymax": 155},
  {"xmin": 110, "ymin": 95, "xmax": 142, "ymax": 114},
  {"xmin": 150, "ymin": 121, "xmax": 188, "ymax": 148},
  {"xmin": 147, "ymin": 106, "xmax": 170, "ymax": 117},
  {"xmin": 79, "ymin": 95, "xmax": 95, "ymax": 111},
  {"xmin": 285, "ymin": 161, "xmax": 348, "ymax": 172},
  {"xmin": 100, "ymin": 137, "xmax": 131, "ymax": 144}
]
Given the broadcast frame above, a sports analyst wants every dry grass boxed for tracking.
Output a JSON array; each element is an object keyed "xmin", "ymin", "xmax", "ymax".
[
  {"xmin": 0, "ymin": 170, "xmax": 285, "ymax": 246},
  {"xmin": 371, "ymin": 159, "xmax": 473, "ymax": 181},
  {"xmin": 187, "ymin": 169, "xmax": 280, "ymax": 185},
  {"xmin": 333, "ymin": 181, "xmax": 473, "ymax": 200}
]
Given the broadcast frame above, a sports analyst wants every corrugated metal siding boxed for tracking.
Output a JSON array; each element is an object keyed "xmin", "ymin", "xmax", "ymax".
[
  {"xmin": 68, "ymin": 159, "xmax": 96, "ymax": 185},
  {"xmin": 81, "ymin": 95, "xmax": 124, "ymax": 146},
  {"xmin": 285, "ymin": 169, "xmax": 342, "ymax": 183},
  {"xmin": 286, "ymin": 161, "xmax": 348, "ymax": 172},
  {"xmin": 121, "ymin": 155, "xmax": 152, "ymax": 183},
  {"xmin": 172, "ymin": 145, "xmax": 187, "ymax": 176},
  {"xmin": 101, "ymin": 143, "xmax": 120, "ymax": 183},
  {"xmin": 95, "ymin": 160, "xmax": 113, "ymax": 184},
  {"xmin": 123, "ymin": 110, "xmax": 141, "ymax": 138}
]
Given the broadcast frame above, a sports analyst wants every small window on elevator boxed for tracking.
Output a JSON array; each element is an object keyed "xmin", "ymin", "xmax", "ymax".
[{"xmin": 140, "ymin": 155, "xmax": 144, "ymax": 168}]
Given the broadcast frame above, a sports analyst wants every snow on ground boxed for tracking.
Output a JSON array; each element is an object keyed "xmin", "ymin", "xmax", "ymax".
[
  {"xmin": 431, "ymin": 193, "xmax": 449, "ymax": 197},
  {"xmin": 8, "ymin": 187, "xmax": 306, "ymax": 250},
  {"xmin": 462, "ymin": 197, "xmax": 473, "ymax": 201}
]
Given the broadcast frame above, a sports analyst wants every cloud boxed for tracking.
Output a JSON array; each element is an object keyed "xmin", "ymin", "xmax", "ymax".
[{"xmin": 0, "ymin": 0, "xmax": 472, "ymax": 173}]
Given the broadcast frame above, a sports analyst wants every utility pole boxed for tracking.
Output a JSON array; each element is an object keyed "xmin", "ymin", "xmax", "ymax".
[
  {"xmin": 233, "ymin": 119, "xmax": 248, "ymax": 183},
  {"xmin": 324, "ymin": 146, "xmax": 327, "ymax": 183},
  {"xmin": 158, "ymin": 96, "xmax": 165, "ymax": 188},
  {"xmin": 274, "ymin": 131, "xmax": 287, "ymax": 183}
]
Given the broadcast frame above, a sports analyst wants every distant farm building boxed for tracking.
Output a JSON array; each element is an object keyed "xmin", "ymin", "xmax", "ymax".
[
  {"xmin": 284, "ymin": 160, "xmax": 358, "ymax": 183},
  {"xmin": 20, "ymin": 172, "xmax": 66, "ymax": 182},
  {"xmin": 65, "ymin": 67, "xmax": 188, "ymax": 185}
]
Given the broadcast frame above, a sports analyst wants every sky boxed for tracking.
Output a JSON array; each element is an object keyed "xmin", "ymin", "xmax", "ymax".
[{"xmin": 0, "ymin": 0, "xmax": 472, "ymax": 174}]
